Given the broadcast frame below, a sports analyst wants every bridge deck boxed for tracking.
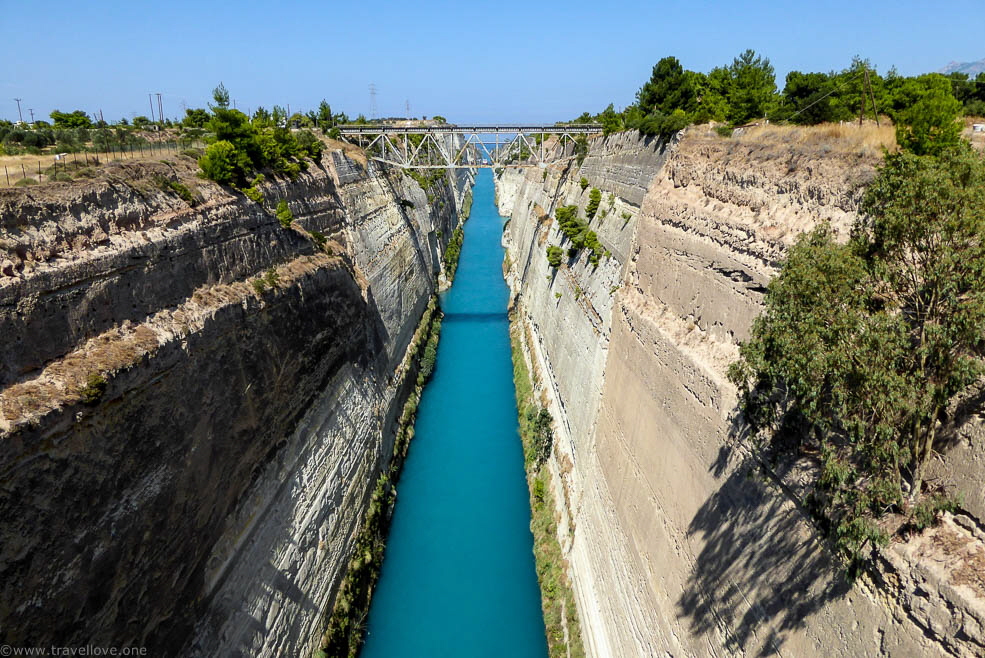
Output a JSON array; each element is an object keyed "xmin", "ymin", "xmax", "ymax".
[{"xmin": 337, "ymin": 124, "xmax": 602, "ymax": 135}]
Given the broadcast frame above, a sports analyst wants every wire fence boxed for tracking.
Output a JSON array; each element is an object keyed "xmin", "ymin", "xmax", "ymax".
[{"xmin": 1, "ymin": 140, "xmax": 205, "ymax": 188}]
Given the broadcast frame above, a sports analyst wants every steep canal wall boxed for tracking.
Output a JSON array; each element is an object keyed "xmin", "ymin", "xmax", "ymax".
[
  {"xmin": 497, "ymin": 128, "xmax": 985, "ymax": 657},
  {"xmin": 0, "ymin": 144, "xmax": 472, "ymax": 656}
]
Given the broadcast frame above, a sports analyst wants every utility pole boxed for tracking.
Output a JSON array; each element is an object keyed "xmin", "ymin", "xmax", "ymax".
[
  {"xmin": 148, "ymin": 93, "xmax": 156, "ymax": 122},
  {"xmin": 13, "ymin": 98, "xmax": 23, "ymax": 123},
  {"xmin": 866, "ymin": 69, "xmax": 880, "ymax": 126},
  {"xmin": 28, "ymin": 109, "xmax": 34, "ymax": 123},
  {"xmin": 406, "ymin": 99, "xmax": 410, "ymax": 119},
  {"xmin": 156, "ymin": 93, "xmax": 163, "ymax": 125},
  {"xmin": 369, "ymin": 83, "xmax": 377, "ymax": 120}
]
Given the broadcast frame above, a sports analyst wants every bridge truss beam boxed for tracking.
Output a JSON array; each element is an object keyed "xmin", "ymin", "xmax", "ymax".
[{"xmin": 337, "ymin": 124, "xmax": 602, "ymax": 169}]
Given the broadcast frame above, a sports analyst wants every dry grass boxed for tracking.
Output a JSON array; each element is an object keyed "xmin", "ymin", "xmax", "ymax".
[
  {"xmin": 732, "ymin": 121, "xmax": 897, "ymax": 156},
  {"xmin": 0, "ymin": 145, "xmax": 194, "ymax": 187},
  {"xmin": 324, "ymin": 136, "xmax": 368, "ymax": 167}
]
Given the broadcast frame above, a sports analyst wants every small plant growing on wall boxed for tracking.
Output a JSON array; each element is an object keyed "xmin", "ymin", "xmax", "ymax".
[{"xmin": 275, "ymin": 200, "xmax": 293, "ymax": 228}]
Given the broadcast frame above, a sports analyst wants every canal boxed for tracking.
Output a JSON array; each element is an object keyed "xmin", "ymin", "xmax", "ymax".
[{"xmin": 361, "ymin": 169, "xmax": 547, "ymax": 657}]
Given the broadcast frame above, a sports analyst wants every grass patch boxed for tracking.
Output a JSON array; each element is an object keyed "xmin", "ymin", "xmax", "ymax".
[
  {"xmin": 510, "ymin": 322, "xmax": 586, "ymax": 658},
  {"xmin": 79, "ymin": 373, "xmax": 107, "ymax": 405},
  {"xmin": 153, "ymin": 175, "xmax": 196, "ymax": 206}
]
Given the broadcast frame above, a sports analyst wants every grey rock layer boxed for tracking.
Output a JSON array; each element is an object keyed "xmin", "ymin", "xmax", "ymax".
[
  {"xmin": 0, "ymin": 150, "xmax": 473, "ymax": 656},
  {"xmin": 498, "ymin": 128, "xmax": 985, "ymax": 657}
]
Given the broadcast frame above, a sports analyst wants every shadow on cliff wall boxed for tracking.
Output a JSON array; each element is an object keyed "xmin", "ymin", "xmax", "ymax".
[{"xmin": 676, "ymin": 424, "xmax": 851, "ymax": 656}]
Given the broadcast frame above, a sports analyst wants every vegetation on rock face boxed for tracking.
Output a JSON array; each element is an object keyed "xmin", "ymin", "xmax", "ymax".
[
  {"xmin": 510, "ymin": 326, "xmax": 585, "ymax": 658},
  {"xmin": 554, "ymin": 205, "xmax": 605, "ymax": 266},
  {"xmin": 275, "ymin": 200, "xmax": 294, "ymax": 228},
  {"xmin": 319, "ymin": 301, "xmax": 443, "ymax": 658},
  {"xmin": 729, "ymin": 144, "xmax": 985, "ymax": 573},
  {"xmin": 79, "ymin": 373, "xmax": 107, "ymax": 405},
  {"xmin": 545, "ymin": 245, "xmax": 564, "ymax": 268},
  {"xmin": 585, "ymin": 188, "xmax": 601, "ymax": 220},
  {"xmin": 443, "ymin": 226, "xmax": 465, "ymax": 280}
]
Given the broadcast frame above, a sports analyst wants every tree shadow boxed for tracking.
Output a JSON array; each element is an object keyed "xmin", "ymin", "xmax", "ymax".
[{"xmin": 677, "ymin": 414, "xmax": 851, "ymax": 656}]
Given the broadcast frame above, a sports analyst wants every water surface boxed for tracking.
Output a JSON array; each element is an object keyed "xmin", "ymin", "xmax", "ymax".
[{"xmin": 361, "ymin": 169, "xmax": 547, "ymax": 657}]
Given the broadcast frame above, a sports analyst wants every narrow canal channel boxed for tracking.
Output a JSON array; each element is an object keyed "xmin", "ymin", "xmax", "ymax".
[{"xmin": 361, "ymin": 169, "xmax": 548, "ymax": 657}]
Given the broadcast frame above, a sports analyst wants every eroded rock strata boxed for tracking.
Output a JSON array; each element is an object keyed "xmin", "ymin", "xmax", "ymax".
[
  {"xmin": 0, "ymin": 147, "xmax": 473, "ymax": 656},
  {"xmin": 498, "ymin": 128, "xmax": 985, "ymax": 657}
]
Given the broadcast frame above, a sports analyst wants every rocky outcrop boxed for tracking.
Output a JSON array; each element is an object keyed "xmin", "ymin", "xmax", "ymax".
[
  {"xmin": 499, "ymin": 127, "xmax": 985, "ymax": 657},
  {"xmin": 0, "ymin": 147, "xmax": 473, "ymax": 656}
]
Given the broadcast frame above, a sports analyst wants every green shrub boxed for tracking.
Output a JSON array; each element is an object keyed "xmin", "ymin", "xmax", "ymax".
[
  {"xmin": 251, "ymin": 278, "xmax": 266, "ymax": 295},
  {"xmin": 263, "ymin": 267, "xmax": 280, "ymax": 287},
  {"xmin": 546, "ymin": 245, "xmax": 563, "ymax": 268},
  {"xmin": 199, "ymin": 140, "xmax": 248, "ymax": 185},
  {"xmin": 586, "ymin": 188, "xmax": 601, "ymax": 219},
  {"xmin": 275, "ymin": 200, "xmax": 293, "ymax": 228},
  {"xmin": 579, "ymin": 177, "xmax": 588, "ymax": 191},
  {"xmin": 554, "ymin": 205, "xmax": 606, "ymax": 265},
  {"xmin": 443, "ymin": 226, "xmax": 465, "ymax": 280},
  {"xmin": 14, "ymin": 177, "xmax": 37, "ymax": 186},
  {"xmin": 715, "ymin": 124, "xmax": 734, "ymax": 138},
  {"xmin": 80, "ymin": 373, "xmax": 107, "ymax": 405},
  {"xmin": 243, "ymin": 186, "xmax": 263, "ymax": 203}
]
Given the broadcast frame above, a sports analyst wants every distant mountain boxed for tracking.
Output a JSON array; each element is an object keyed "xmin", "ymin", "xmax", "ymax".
[{"xmin": 940, "ymin": 59, "xmax": 985, "ymax": 76}]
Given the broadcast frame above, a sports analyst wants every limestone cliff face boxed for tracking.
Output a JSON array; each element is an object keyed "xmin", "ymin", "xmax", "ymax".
[
  {"xmin": 498, "ymin": 128, "xmax": 985, "ymax": 657},
  {"xmin": 0, "ymin": 148, "xmax": 473, "ymax": 656}
]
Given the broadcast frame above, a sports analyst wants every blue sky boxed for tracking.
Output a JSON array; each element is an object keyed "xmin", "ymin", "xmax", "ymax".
[{"xmin": 3, "ymin": 0, "xmax": 982, "ymax": 124}]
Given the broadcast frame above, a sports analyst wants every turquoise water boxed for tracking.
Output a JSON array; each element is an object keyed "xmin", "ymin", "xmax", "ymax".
[{"xmin": 361, "ymin": 169, "xmax": 547, "ymax": 658}]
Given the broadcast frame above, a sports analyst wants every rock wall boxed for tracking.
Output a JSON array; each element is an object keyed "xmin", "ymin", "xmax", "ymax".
[
  {"xmin": 0, "ymin": 147, "xmax": 473, "ymax": 656},
  {"xmin": 498, "ymin": 128, "xmax": 985, "ymax": 657}
]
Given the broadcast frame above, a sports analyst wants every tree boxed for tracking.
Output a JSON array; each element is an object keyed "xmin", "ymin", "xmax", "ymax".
[
  {"xmin": 212, "ymin": 82, "xmax": 230, "ymax": 109},
  {"xmin": 316, "ymin": 100, "xmax": 333, "ymax": 131},
  {"xmin": 598, "ymin": 103, "xmax": 623, "ymax": 135},
  {"xmin": 726, "ymin": 49, "xmax": 777, "ymax": 124},
  {"xmin": 779, "ymin": 71, "xmax": 838, "ymax": 124},
  {"xmin": 49, "ymin": 109, "xmax": 92, "ymax": 129},
  {"xmin": 730, "ymin": 145, "xmax": 985, "ymax": 568},
  {"xmin": 637, "ymin": 56, "xmax": 699, "ymax": 117},
  {"xmin": 183, "ymin": 108, "xmax": 210, "ymax": 128},
  {"xmin": 895, "ymin": 88, "xmax": 963, "ymax": 156}
]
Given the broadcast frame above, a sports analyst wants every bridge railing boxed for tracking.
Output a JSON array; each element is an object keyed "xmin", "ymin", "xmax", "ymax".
[{"xmin": 336, "ymin": 124, "xmax": 602, "ymax": 135}]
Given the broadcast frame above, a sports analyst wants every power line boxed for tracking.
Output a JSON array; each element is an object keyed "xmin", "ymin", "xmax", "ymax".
[{"xmin": 786, "ymin": 71, "xmax": 864, "ymax": 120}]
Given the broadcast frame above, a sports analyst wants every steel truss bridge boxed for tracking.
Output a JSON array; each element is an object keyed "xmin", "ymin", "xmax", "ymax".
[{"xmin": 336, "ymin": 124, "xmax": 602, "ymax": 169}]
